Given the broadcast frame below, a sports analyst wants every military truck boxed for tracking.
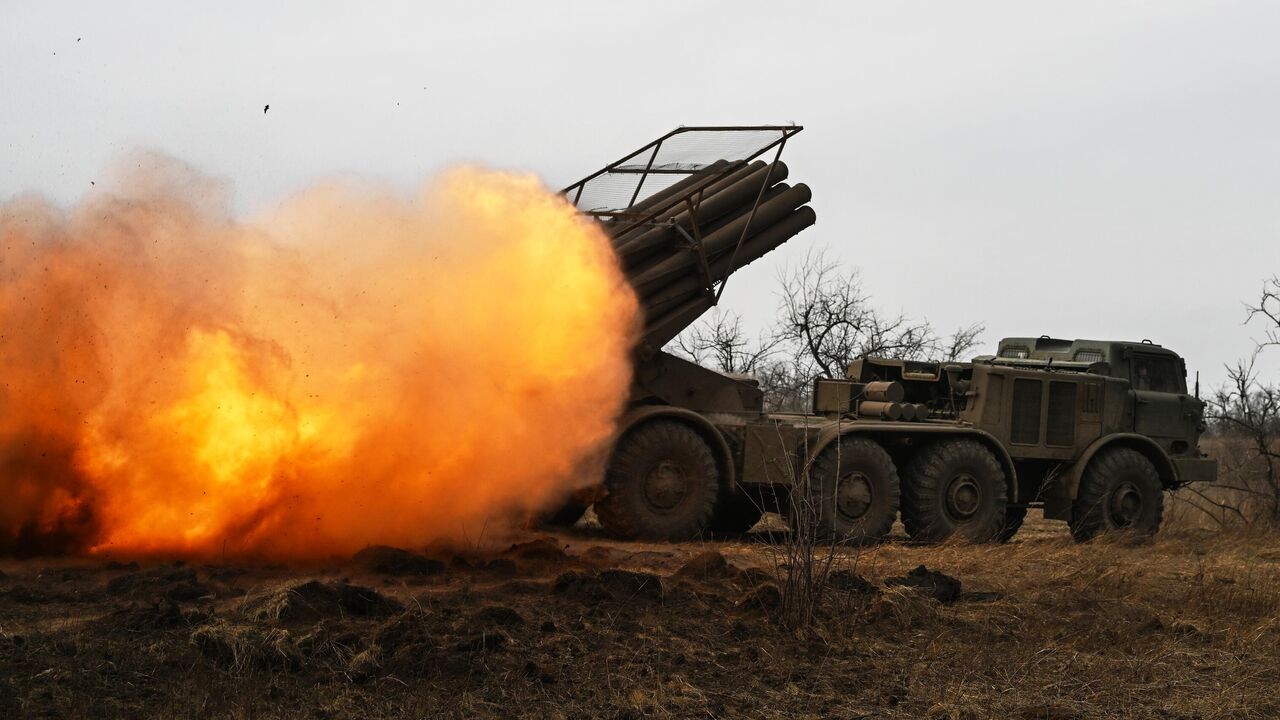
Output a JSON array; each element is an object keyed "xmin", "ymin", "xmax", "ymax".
[{"xmin": 556, "ymin": 126, "xmax": 1217, "ymax": 543}]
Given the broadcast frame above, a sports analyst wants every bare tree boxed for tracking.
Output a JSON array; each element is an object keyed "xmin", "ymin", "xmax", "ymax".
[
  {"xmin": 1177, "ymin": 278, "xmax": 1280, "ymax": 527},
  {"xmin": 672, "ymin": 248, "xmax": 985, "ymax": 413},
  {"xmin": 672, "ymin": 310, "xmax": 810, "ymax": 411},
  {"xmin": 1248, "ymin": 276, "xmax": 1280, "ymax": 348},
  {"xmin": 774, "ymin": 249, "xmax": 983, "ymax": 379},
  {"xmin": 674, "ymin": 308, "xmax": 778, "ymax": 375}
]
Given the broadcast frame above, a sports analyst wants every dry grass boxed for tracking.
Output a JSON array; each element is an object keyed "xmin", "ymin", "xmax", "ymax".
[{"xmin": 2, "ymin": 518, "xmax": 1280, "ymax": 718}]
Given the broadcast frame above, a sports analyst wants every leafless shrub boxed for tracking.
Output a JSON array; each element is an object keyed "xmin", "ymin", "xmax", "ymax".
[
  {"xmin": 756, "ymin": 421, "xmax": 872, "ymax": 629},
  {"xmin": 1175, "ymin": 278, "xmax": 1280, "ymax": 528}
]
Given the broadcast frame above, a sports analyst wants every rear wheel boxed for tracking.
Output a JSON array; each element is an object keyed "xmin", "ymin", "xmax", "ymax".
[
  {"xmin": 902, "ymin": 439, "xmax": 1008, "ymax": 543},
  {"xmin": 793, "ymin": 437, "xmax": 900, "ymax": 545},
  {"xmin": 1070, "ymin": 447, "xmax": 1164, "ymax": 542},
  {"xmin": 595, "ymin": 420, "xmax": 719, "ymax": 541}
]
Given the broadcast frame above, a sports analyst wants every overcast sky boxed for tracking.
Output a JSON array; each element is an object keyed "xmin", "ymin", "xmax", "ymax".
[{"xmin": 3, "ymin": 1, "xmax": 1279, "ymax": 387}]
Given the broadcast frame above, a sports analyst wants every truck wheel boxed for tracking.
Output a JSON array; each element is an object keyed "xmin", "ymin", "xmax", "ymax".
[
  {"xmin": 902, "ymin": 439, "xmax": 1008, "ymax": 543},
  {"xmin": 709, "ymin": 490, "xmax": 765, "ymax": 534},
  {"xmin": 795, "ymin": 437, "xmax": 900, "ymax": 545},
  {"xmin": 595, "ymin": 420, "xmax": 719, "ymax": 541},
  {"xmin": 997, "ymin": 505, "xmax": 1028, "ymax": 543},
  {"xmin": 1069, "ymin": 448, "xmax": 1164, "ymax": 542}
]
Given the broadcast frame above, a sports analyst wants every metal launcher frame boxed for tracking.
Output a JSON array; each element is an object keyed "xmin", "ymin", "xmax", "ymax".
[{"xmin": 562, "ymin": 126, "xmax": 812, "ymax": 355}]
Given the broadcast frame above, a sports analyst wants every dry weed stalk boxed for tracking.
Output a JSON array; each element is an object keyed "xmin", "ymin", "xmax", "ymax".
[{"xmin": 761, "ymin": 417, "xmax": 862, "ymax": 629}]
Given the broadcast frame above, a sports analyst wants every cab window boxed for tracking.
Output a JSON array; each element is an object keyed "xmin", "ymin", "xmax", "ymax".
[{"xmin": 1131, "ymin": 356, "xmax": 1182, "ymax": 393}]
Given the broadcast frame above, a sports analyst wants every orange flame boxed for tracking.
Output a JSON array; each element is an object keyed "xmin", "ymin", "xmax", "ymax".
[{"xmin": 0, "ymin": 156, "xmax": 638, "ymax": 560}]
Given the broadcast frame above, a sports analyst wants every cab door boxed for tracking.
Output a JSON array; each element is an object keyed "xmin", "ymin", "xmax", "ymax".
[{"xmin": 1129, "ymin": 352, "xmax": 1195, "ymax": 449}]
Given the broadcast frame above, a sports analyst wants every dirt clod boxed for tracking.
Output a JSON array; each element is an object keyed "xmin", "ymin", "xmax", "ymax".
[
  {"xmin": 827, "ymin": 569, "xmax": 878, "ymax": 595},
  {"xmin": 674, "ymin": 550, "xmax": 736, "ymax": 580},
  {"xmin": 885, "ymin": 565, "xmax": 961, "ymax": 603},
  {"xmin": 737, "ymin": 583, "xmax": 782, "ymax": 614},
  {"xmin": 472, "ymin": 605, "xmax": 524, "ymax": 627},
  {"xmin": 553, "ymin": 569, "xmax": 662, "ymax": 603},
  {"xmin": 504, "ymin": 537, "xmax": 567, "ymax": 563},
  {"xmin": 242, "ymin": 580, "xmax": 402, "ymax": 623},
  {"xmin": 106, "ymin": 566, "xmax": 211, "ymax": 602},
  {"xmin": 351, "ymin": 546, "xmax": 444, "ymax": 577}
]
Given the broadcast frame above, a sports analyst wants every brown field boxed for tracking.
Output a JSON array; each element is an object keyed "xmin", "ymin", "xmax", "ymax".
[{"xmin": 2, "ymin": 514, "xmax": 1279, "ymax": 719}]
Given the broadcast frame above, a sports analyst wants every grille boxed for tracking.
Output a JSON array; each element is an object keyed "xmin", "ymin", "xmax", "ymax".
[
  {"xmin": 1046, "ymin": 382, "xmax": 1077, "ymax": 447},
  {"xmin": 982, "ymin": 374, "xmax": 1004, "ymax": 424},
  {"xmin": 1010, "ymin": 379, "xmax": 1042, "ymax": 444}
]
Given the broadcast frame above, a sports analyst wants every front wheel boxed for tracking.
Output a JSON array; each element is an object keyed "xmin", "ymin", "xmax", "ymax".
[
  {"xmin": 1070, "ymin": 447, "xmax": 1164, "ymax": 542},
  {"xmin": 997, "ymin": 504, "xmax": 1028, "ymax": 543},
  {"xmin": 901, "ymin": 439, "xmax": 1008, "ymax": 543},
  {"xmin": 793, "ymin": 437, "xmax": 900, "ymax": 545},
  {"xmin": 595, "ymin": 420, "xmax": 720, "ymax": 541}
]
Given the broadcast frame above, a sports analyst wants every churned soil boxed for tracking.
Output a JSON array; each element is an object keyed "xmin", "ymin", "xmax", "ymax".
[{"xmin": 2, "ymin": 514, "xmax": 1279, "ymax": 719}]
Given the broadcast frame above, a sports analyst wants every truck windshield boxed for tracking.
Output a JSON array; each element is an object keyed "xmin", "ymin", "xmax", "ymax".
[{"xmin": 1131, "ymin": 356, "xmax": 1181, "ymax": 393}]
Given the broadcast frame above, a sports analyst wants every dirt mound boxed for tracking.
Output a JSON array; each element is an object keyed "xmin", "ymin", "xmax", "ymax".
[
  {"xmin": 734, "ymin": 565, "xmax": 774, "ymax": 588},
  {"xmin": 885, "ymin": 565, "xmax": 961, "ymax": 603},
  {"xmin": 351, "ymin": 546, "xmax": 444, "ymax": 577},
  {"xmin": 241, "ymin": 580, "xmax": 402, "ymax": 623},
  {"xmin": 480, "ymin": 558, "xmax": 517, "ymax": 577},
  {"xmin": 828, "ymin": 569, "xmax": 878, "ymax": 596},
  {"xmin": 504, "ymin": 537, "xmax": 568, "ymax": 563},
  {"xmin": 471, "ymin": 605, "xmax": 524, "ymax": 628},
  {"xmin": 191, "ymin": 621, "xmax": 303, "ymax": 673},
  {"xmin": 674, "ymin": 550, "xmax": 738, "ymax": 580},
  {"xmin": 106, "ymin": 566, "xmax": 211, "ymax": 602},
  {"xmin": 576, "ymin": 546, "xmax": 625, "ymax": 566},
  {"xmin": 737, "ymin": 582, "xmax": 782, "ymax": 614},
  {"xmin": 552, "ymin": 569, "xmax": 662, "ymax": 603},
  {"xmin": 371, "ymin": 610, "xmax": 437, "ymax": 678},
  {"xmin": 100, "ymin": 599, "xmax": 212, "ymax": 633},
  {"xmin": 0, "ymin": 585, "xmax": 65, "ymax": 604}
]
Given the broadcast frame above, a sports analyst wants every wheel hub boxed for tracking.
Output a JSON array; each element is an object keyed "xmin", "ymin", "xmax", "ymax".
[
  {"xmin": 1109, "ymin": 481, "xmax": 1143, "ymax": 526},
  {"xmin": 836, "ymin": 472, "xmax": 873, "ymax": 520},
  {"xmin": 642, "ymin": 461, "xmax": 688, "ymax": 511},
  {"xmin": 945, "ymin": 473, "xmax": 981, "ymax": 520}
]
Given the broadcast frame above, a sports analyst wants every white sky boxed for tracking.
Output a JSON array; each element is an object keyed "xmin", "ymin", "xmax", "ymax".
[{"xmin": 3, "ymin": 1, "xmax": 1279, "ymax": 387}]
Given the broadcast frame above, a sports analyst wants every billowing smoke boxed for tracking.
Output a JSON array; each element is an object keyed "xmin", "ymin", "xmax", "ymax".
[{"xmin": 0, "ymin": 155, "xmax": 638, "ymax": 560}]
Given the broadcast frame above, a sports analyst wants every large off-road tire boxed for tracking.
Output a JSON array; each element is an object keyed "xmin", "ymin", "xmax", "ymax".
[
  {"xmin": 595, "ymin": 420, "xmax": 719, "ymax": 541},
  {"xmin": 1069, "ymin": 447, "xmax": 1164, "ymax": 542},
  {"xmin": 709, "ymin": 489, "xmax": 765, "ymax": 534},
  {"xmin": 793, "ymin": 437, "xmax": 900, "ymax": 545},
  {"xmin": 997, "ymin": 504, "xmax": 1028, "ymax": 543},
  {"xmin": 902, "ymin": 439, "xmax": 1008, "ymax": 543}
]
